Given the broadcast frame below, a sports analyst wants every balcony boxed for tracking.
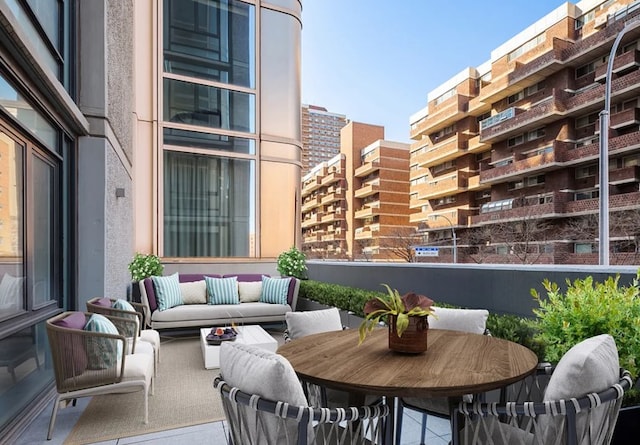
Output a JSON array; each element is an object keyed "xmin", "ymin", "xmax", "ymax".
[
  {"xmin": 466, "ymin": 134, "xmax": 489, "ymax": 153},
  {"xmin": 480, "ymin": 91, "xmax": 566, "ymax": 142},
  {"xmin": 595, "ymin": 50, "xmax": 640, "ymax": 82},
  {"xmin": 301, "ymin": 214, "xmax": 320, "ymax": 228},
  {"xmin": 508, "ymin": 37, "xmax": 573, "ymax": 86},
  {"xmin": 301, "ymin": 195, "xmax": 321, "ymax": 212},
  {"xmin": 416, "ymin": 174, "xmax": 466, "ymax": 200},
  {"xmin": 416, "ymin": 135, "xmax": 467, "ymax": 168},
  {"xmin": 321, "ymin": 171, "xmax": 343, "ymax": 186},
  {"xmin": 563, "ymin": 191, "xmax": 640, "ymax": 214},
  {"xmin": 564, "ymin": 70, "xmax": 640, "ymax": 113},
  {"xmin": 410, "ymin": 94, "xmax": 470, "ymax": 139},
  {"xmin": 354, "ymin": 182, "xmax": 379, "ymax": 198},
  {"xmin": 354, "ymin": 161, "xmax": 380, "ymax": 178},
  {"xmin": 301, "ymin": 177, "xmax": 322, "ymax": 197},
  {"xmin": 303, "ymin": 233, "xmax": 322, "ymax": 243},
  {"xmin": 610, "ymin": 107, "xmax": 640, "ymax": 130},
  {"xmin": 595, "ymin": 166, "xmax": 640, "ymax": 186},
  {"xmin": 354, "ymin": 226, "xmax": 373, "ymax": 240},
  {"xmin": 354, "ymin": 203, "xmax": 381, "ymax": 219},
  {"xmin": 322, "ymin": 232, "xmax": 346, "ymax": 242},
  {"xmin": 321, "ymin": 189, "xmax": 345, "ymax": 205},
  {"xmin": 562, "ymin": 130, "xmax": 640, "ymax": 163},
  {"xmin": 471, "ymin": 193, "xmax": 564, "ymax": 225},
  {"xmin": 480, "ymin": 141, "xmax": 569, "ymax": 184}
]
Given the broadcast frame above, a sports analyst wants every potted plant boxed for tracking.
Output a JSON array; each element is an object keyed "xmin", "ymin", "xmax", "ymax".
[
  {"xmin": 127, "ymin": 252, "xmax": 164, "ymax": 302},
  {"xmin": 276, "ymin": 246, "xmax": 307, "ymax": 279},
  {"xmin": 531, "ymin": 272, "xmax": 640, "ymax": 444},
  {"xmin": 358, "ymin": 284, "xmax": 435, "ymax": 353}
]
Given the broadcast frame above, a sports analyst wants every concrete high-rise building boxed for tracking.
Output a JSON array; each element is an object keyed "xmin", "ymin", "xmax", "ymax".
[
  {"xmin": 409, "ymin": 0, "xmax": 640, "ymax": 265},
  {"xmin": 301, "ymin": 104, "xmax": 347, "ymax": 174},
  {"xmin": 302, "ymin": 122, "xmax": 414, "ymax": 261}
]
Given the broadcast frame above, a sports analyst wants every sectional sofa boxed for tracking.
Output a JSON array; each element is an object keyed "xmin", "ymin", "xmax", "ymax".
[{"xmin": 138, "ymin": 273, "xmax": 299, "ymax": 330}]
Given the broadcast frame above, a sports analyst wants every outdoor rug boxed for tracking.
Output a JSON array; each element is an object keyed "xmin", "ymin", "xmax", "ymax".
[{"xmin": 63, "ymin": 336, "xmax": 225, "ymax": 445}]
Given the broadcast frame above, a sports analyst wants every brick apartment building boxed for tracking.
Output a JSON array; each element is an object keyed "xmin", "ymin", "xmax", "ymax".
[
  {"xmin": 301, "ymin": 104, "xmax": 348, "ymax": 175},
  {"xmin": 410, "ymin": 0, "xmax": 640, "ymax": 265},
  {"xmin": 302, "ymin": 122, "xmax": 414, "ymax": 261}
]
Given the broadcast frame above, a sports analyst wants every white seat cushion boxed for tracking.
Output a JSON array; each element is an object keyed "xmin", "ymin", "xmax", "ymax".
[
  {"xmin": 140, "ymin": 329, "xmax": 160, "ymax": 351},
  {"xmin": 285, "ymin": 308, "xmax": 343, "ymax": 339}
]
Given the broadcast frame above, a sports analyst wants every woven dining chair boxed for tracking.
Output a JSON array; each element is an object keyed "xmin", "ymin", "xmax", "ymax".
[
  {"xmin": 215, "ymin": 341, "xmax": 390, "ymax": 445},
  {"xmin": 453, "ymin": 334, "xmax": 632, "ymax": 445},
  {"xmin": 45, "ymin": 312, "xmax": 154, "ymax": 440},
  {"xmin": 395, "ymin": 306, "xmax": 490, "ymax": 445}
]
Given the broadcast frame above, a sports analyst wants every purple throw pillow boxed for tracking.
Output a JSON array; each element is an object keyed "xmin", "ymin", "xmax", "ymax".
[
  {"xmin": 94, "ymin": 297, "xmax": 112, "ymax": 307},
  {"xmin": 52, "ymin": 312, "xmax": 88, "ymax": 378}
]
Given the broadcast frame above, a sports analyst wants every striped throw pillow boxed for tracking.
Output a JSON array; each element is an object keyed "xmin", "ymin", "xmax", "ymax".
[
  {"xmin": 84, "ymin": 314, "xmax": 123, "ymax": 369},
  {"xmin": 152, "ymin": 273, "xmax": 183, "ymax": 311},
  {"xmin": 260, "ymin": 276, "xmax": 291, "ymax": 305},
  {"xmin": 205, "ymin": 276, "xmax": 239, "ymax": 305}
]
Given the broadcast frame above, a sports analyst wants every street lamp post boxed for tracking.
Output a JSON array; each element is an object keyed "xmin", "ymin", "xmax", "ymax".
[
  {"xmin": 434, "ymin": 214, "xmax": 457, "ymax": 264},
  {"xmin": 599, "ymin": 18, "xmax": 640, "ymax": 265}
]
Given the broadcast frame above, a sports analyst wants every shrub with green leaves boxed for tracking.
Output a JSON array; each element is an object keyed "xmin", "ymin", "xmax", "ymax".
[
  {"xmin": 298, "ymin": 280, "xmax": 384, "ymax": 317},
  {"xmin": 276, "ymin": 246, "xmax": 307, "ymax": 279},
  {"xmin": 128, "ymin": 252, "xmax": 164, "ymax": 282},
  {"xmin": 531, "ymin": 272, "xmax": 640, "ymax": 380}
]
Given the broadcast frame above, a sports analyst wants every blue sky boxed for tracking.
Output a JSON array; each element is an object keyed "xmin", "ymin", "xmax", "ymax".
[{"xmin": 301, "ymin": 0, "xmax": 569, "ymax": 143}]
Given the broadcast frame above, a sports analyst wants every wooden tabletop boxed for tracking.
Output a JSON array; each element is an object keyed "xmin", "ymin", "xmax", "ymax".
[{"xmin": 278, "ymin": 328, "xmax": 538, "ymax": 398}]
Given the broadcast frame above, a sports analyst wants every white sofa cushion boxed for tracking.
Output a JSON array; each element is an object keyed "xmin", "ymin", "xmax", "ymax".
[
  {"xmin": 428, "ymin": 307, "xmax": 488, "ymax": 335},
  {"xmin": 238, "ymin": 281, "xmax": 262, "ymax": 303},
  {"xmin": 180, "ymin": 280, "xmax": 207, "ymax": 304}
]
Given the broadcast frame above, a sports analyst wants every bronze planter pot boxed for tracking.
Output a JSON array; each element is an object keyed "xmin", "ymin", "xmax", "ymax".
[{"xmin": 388, "ymin": 314, "xmax": 429, "ymax": 354}]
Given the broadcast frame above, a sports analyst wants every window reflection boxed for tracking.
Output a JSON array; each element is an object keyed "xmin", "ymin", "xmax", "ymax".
[
  {"xmin": 163, "ymin": 0, "xmax": 255, "ymax": 88},
  {"xmin": 163, "ymin": 128, "xmax": 254, "ymax": 154},
  {"xmin": 33, "ymin": 155, "xmax": 56, "ymax": 306},
  {"xmin": 0, "ymin": 132, "xmax": 24, "ymax": 319}
]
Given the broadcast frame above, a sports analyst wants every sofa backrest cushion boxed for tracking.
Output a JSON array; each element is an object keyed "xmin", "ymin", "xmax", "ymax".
[
  {"xmin": 205, "ymin": 276, "xmax": 240, "ymax": 305},
  {"xmin": 152, "ymin": 273, "xmax": 183, "ymax": 311}
]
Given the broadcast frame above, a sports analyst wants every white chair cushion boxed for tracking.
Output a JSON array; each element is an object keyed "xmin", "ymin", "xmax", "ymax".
[
  {"xmin": 140, "ymin": 329, "xmax": 160, "ymax": 351},
  {"xmin": 220, "ymin": 342, "xmax": 307, "ymax": 406},
  {"xmin": 428, "ymin": 307, "xmax": 488, "ymax": 335},
  {"xmin": 285, "ymin": 308, "xmax": 343, "ymax": 340},
  {"xmin": 121, "ymin": 352, "xmax": 153, "ymax": 386}
]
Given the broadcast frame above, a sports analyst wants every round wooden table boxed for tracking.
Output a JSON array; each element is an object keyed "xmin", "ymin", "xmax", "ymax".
[{"xmin": 278, "ymin": 327, "xmax": 538, "ymax": 398}]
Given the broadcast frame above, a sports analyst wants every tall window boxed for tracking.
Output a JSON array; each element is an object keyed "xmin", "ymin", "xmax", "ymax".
[{"xmin": 162, "ymin": 0, "xmax": 257, "ymax": 257}]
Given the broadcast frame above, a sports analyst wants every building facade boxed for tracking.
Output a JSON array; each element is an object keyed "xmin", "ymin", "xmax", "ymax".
[
  {"xmin": 301, "ymin": 104, "xmax": 347, "ymax": 175},
  {"xmin": 409, "ymin": 0, "xmax": 640, "ymax": 265},
  {"xmin": 302, "ymin": 122, "xmax": 414, "ymax": 261},
  {"xmin": 0, "ymin": 0, "xmax": 302, "ymax": 440}
]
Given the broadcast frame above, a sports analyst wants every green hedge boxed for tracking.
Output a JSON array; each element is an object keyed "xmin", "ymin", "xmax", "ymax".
[{"xmin": 299, "ymin": 279, "xmax": 545, "ymax": 360}]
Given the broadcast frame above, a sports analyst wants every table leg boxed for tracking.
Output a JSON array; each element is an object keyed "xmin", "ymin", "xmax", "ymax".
[{"xmin": 384, "ymin": 396, "xmax": 397, "ymax": 445}]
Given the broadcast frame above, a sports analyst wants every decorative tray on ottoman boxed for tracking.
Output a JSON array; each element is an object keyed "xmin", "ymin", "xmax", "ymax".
[{"xmin": 206, "ymin": 327, "xmax": 238, "ymax": 345}]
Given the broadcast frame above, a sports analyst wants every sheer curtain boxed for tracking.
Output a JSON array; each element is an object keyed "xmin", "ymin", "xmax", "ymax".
[{"xmin": 164, "ymin": 151, "xmax": 252, "ymax": 257}]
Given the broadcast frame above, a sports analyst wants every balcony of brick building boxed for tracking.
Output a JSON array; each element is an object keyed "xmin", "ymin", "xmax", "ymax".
[
  {"xmin": 480, "ymin": 89, "xmax": 567, "ymax": 142},
  {"xmin": 607, "ymin": 107, "xmax": 640, "ymax": 130},
  {"xmin": 321, "ymin": 187, "xmax": 345, "ymax": 205},
  {"xmin": 595, "ymin": 165, "xmax": 640, "ymax": 186},
  {"xmin": 354, "ymin": 160, "xmax": 380, "ymax": 177},
  {"xmin": 594, "ymin": 49, "xmax": 640, "ymax": 82},
  {"xmin": 563, "ymin": 130, "xmax": 640, "ymax": 163},
  {"xmin": 565, "ymin": 69, "xmax": 640, "ymax": 113},
  {"xmin": 301, "ymin": 176, "xmax": 322, "ymax": 197},
  {"xmin": 416, "ymin": 173, "xmax": 467, "ymax": 200},
  {"xmin": 480, "ymin": 141, "xmax": 572, "ymax": 184},
  {"xmin": 302, "ymin": 214, "xmax": 320, "ymax": 228},
  {"xmin": 413, "ymin": 208, "xmax": 471, "ymax": 229},
  {"xmin": 508, "ymin": 37, "xmax": 574, "ymax": 86},
  {"xmin": 301, "ymin": 194, "xmax": 322, "ymax": 212},
  {"xmin": 471, "ymin": 192, "xmax": 566, "ymax": 225},
  {"xmin": 354, "ymin": 181, "xmax": 379, "ymax": 198},
  {"xmin": 321, "ymin": 169, "xmax": 344, "ymax": 186},
  {"xmin": 354, "ymin": 202, "xmax": 381, "ymax": 219},
  {"xmin": 415, "ymin": 134, "xmax": 467, "ymax": 168},
  {"xmin": 563, "ymin": 191, "xmax": 640, "ymax": 214},
  {"xmin": 409, "ymin": 94, "xmax": 471, "ymax": 139},
  {"xmin": 467, "ymin": 134, "xmax": 490, "ymax": 153}
]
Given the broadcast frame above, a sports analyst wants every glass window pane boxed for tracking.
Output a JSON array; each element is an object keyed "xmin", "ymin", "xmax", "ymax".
[
  {"xmin": 0, "ymin": 133, "xmax": 24, "ymax": 320},
  {"xmin": 0, "ymin": 74, "xmax": 59, "ymax": 153},
  {"xmin": 164, "ymin": 78, "xmax": 255, "ymax": 133},
  {"xmin": 163, "ymin": 0, "xmax": 255, "ymax": 88},
  {"xmin": 25, "ymin": 0, "xmax": 61, "ymax": 53},
  {"xmin": 0, "ymin": 322, "xmax": 52, "ymax": 427},
  {"xmin": 163, "ymin": 151, "xmax": 254, "ymax": 257},
  {"xmin": 32, "ymin": 155, "xmax": 56, "ymax": 306},
  {"xmin": 163, "ymin": 128, "xmax": 254, "ymax": 154}
]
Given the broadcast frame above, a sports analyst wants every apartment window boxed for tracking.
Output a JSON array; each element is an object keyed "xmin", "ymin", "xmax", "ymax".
[
  {"xmin": 432, "ymin": 125, "xmax": 454, "ymax": 140},
  {"xmin": 476, "ymin": 112, "xmax": 491, "ymax": 124},
  {"xmin": 434, "ymin": 88, "xmax": 456, "ymax": 106},
  {"xmin": 574, "ymin": 242, "xmax": 595, "ymax": 253},
  {"xmin": 575, "ymin": 112, "xmax": 598, "ymax": 128},
  {"xmin": 527, "ymin": 128, "xmax": 545, "ymax": 141},
  {"xmin": 508, "ymin": 134, "xmax": 524, "ymax": 147},
  {"xmin": 508, "ymin": 174, "xmax": 545, "ymax": 190},
  {"xmin": 575, "ymin": 165, "xmax": 597, "ymax": 178},
  {"xmin": 575, "ymin": 9, "xmax": 595, "ymax": 29},
  {"xmin": 576, "ymin": 61, "xmax": 595, "ymax": 78},
  {"xmin": 525, "ymin": 146, "xmax": 553, "ymax": 158},
  {"xmin": 574, "ymin": 189, "xmax": 599, "ymax": 200},
  {"xmin": 432, "ymin": 160, "xmax": 455, "ymax": 174},
  {"xmin": 435, "ymin": 196, "xmax": 456, "ymax": 205},
  {"xmin": 163, "ymin": 0, "xmax": 255, "ymax": 88},
  {"xmin": 508, "ymin": 33, "xmax": 546, "ymax": 61},
  {"xmin": 494, "ymin": 158, "xmax": 513, "ymax": 167},
  {"xmin": 496, "ymin": 246, "xmax": 509, "ymax": 255},
  {"xmin": 481, "ymin": 198, "xmax": 514, "ymax": 213},
  {"xmin": 526, "ymin": 194, "xmax": 553, "ymax": 205},
  {"xmin": 508, "ymin": 91, "xmax": 524, "ymax": 104},
  {"xmin": 576, "ymin": 136, "xmax": 599, "ymax": 148},
  {"xmin": 623, "ymin": 154, "xmax": 640, "ymax": 167},
  {"xmin": 476, "ymin": 190, "xmax": 491, "ymax": 200}
]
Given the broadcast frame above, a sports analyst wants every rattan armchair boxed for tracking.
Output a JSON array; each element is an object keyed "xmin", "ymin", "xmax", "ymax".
[
  {"xmin": 214, "ymin": 377, "xmax": 390, "ymax": 445},
  {"xmin": 45, "ymin": 312, "xmax": 154, "ymax": 440},
  {"xmin": 453, "ymin": 368, "xmax": 632, "ymax": 445},
  {"xmin": 87, "ymin": 297, "xmax": 160, "ymax": 368}
]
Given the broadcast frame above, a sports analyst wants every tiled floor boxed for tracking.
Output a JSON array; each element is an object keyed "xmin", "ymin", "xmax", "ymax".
[{"xmin": 14, "ymin": 325, "xmax": 452, "ymax": 444}]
